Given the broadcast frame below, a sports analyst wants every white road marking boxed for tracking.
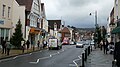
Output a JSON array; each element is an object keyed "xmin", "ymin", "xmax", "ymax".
[
  {"xmin": 69, "ymin": 64, "xmax": 76, "ymax": 67},
  {"xmin": 51, "ymin": 53, "xmax": 58, "ymax": 56},
  {"xmin": 13, "ymin": 56, "xmax": 18, "ymax": 59},
  {"xmin": 29, "ymin": 53, "xmax": 32, "ymax": 55},
  {"xmin": 73, "ymin": 59, "xmax": 80, "ymax": 67},
  {"xmin": 50, "ymin": 55, "xmax": 52, "ymax": 57},
  {"xmin": 78, "ymin": 56, "xmax": 82, "ymax": 59},
  {"xmin": 0, "ymin": 58, "xmax": 13, "ymax": 62},
  {"xmin": 57, "ymin": 52, "xmax": 60, "ymax": 54}
]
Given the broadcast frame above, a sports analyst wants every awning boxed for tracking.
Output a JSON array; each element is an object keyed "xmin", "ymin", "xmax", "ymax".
[
  {"xmin": 111, "ymin": 26, "xmax": 120, "ymax": 34},
  {"xmin": 29, "ymin": 27, "xmax": 41, "ymax": 34}
]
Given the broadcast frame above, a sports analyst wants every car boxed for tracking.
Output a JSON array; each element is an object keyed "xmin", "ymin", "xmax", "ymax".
[
  {"xmin": 70, "ymin": 41, "xmax": 75, "ymax": 45},
  {"xmin": 62, "ymin": 37, "xmax": 69, "ymax": 45},
  {"xmin": 76, "ymin": 42, "xmax": 84, "ymax": 48},
  {"xmin": 90, "ymin": 41, "xmax": 95, "ymax": 45}
]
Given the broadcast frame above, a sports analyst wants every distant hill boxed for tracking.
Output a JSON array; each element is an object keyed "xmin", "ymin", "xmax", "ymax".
[
  {"xmin": 77, "ymin": 28, "xmax": 95, "ymax": 31},
  {"xmin": 76, "ymin": 28, "xmax": 95, "ymax": 34}
]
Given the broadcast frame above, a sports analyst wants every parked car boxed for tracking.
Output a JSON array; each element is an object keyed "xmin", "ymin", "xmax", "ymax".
[
  {"xmin": 76, "ymin": 42, "xmax": 84, "ymax": 48},
  {"xmin": 90, "ymin": 41, "xmax": 95, "ymax": 45},
  {"xmin": 70, "ymin": 41, "xmax": 75, "ymax": 45}
]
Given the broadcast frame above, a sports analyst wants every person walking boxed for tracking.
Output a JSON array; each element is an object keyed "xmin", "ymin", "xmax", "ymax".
[
  {"xmin": 21, "ymin": 41, "xmax": 25, "ymax": 53},
  {"xmin": 114, "ymin": 38, "xmax": 120, "ymax": 67},
  {"xmin": 37, "ymin": 40, "xmax": 40, "ymax": 49},
  {"xmin": 105, "ymin": 39, "xmax": 109, "ymax": 54},
  {"xmin": 43, "ymin": 40, "xmax": 47, "ymax": 48},
  {"xmin": 26, "ymin": 40, "xmax": 30, "ymax": 50},
  {"xmin": 6, "ymin": 41, "xmax": 12, "ymax": 55},
  {"xmin": 1, "ymin": 40, "xmax": 6, "ymax": 54},
  {"xmin": 103, "ymin": 40, "xmax": 106, "ymax": 54},
  {"xmin": 100, "ymin": 40, "xmax": 103, "ymax": 51}
]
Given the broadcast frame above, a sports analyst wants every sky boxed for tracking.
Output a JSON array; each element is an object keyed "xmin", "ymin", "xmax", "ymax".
[{"xmin": 41, "ymin": 0, "xmax": 114, "ymax": 28}]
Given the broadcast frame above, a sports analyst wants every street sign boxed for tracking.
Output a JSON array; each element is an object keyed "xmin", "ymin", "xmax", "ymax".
[{"xmin": 0, "ymin": 20, "xmax": 4, "ymax": 24}]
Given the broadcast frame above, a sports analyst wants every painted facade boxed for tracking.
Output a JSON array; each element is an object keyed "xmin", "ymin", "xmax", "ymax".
[
  {"xmin": 0, "ymin": 0, "xmax": 13, "ymax": 44},
  {"xmin": 12, "ymin": 0, "xmax": 25, "ymax": 39}
]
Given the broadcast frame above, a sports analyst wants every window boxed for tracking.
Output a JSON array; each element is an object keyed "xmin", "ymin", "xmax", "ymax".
[
  {"xmin": 115, "ymin": 0, "xmax": 118, "ymax": 6},
  {"xmin": 2, "ymin": 5, "xmax": 6, "ymax": 17},
  {"xmin": 8, "ymin": 7, "xmax": 10, "ymax": 18}
]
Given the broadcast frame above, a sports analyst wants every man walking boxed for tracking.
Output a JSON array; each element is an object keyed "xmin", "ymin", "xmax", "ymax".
[
  {"xmin": 2, "ymin": 40, "xmax": 6, "ymax": 54},
  {"xmin": 6, "ymin": 41, "xmax": 12, "ymax": 55},
  {"xmin": 26, "ymin": 40, "xmax": 30, "ymax": 50}
]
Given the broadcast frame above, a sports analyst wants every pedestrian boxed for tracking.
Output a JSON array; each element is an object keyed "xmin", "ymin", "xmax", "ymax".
[
  {"xmin": 26, "ymin": 40, "xmax": 30, "ymax": 50},
  {"xmin": 114, "ymin": 37, "xmax": 120, "ymax": 67},
  {"xmin": 42, "ymin": 40, "xmax": 45, "ymax": 48},
  {"xmin": 105, "ymin": 39, "xmax": 109, "ymax": 54},
  {"xmin": 103, "ymin": 39, "xmax": 106, "ymax": 54},
  {"xmin": 37, "ymin": 40, "xmax": 40, "ymax": 49},
  {"xmin": 6, "ymin": 41, "xmax": 12, "ymax": 55},
  {"xmin": 21, "ymin": 41, "xmax": 25, "ymax": 53},
  {"xmin": 100, "ymin": 40, "xmax": 103, "ymax": 51},
  {"xmin": 1, "ymin": 40, "xmax": 6, "ymax": 54},
  {"xmin": 43, "ymin": 40, "xmax": 47, "ymax": 48}
]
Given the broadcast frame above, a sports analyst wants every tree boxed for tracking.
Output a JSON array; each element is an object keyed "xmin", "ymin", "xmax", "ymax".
[{"xmin": 10, "ymin": 19, "xmax": 23, "ymax": 48}]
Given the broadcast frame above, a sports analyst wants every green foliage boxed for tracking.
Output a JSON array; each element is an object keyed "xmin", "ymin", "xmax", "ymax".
[
  {"xmin": 94, "ymin": 26, "xmax": 102, "ymax": 44},
  {"xmin": 10, "ymin": 19, "xmax": 23, "ymax": 48}
]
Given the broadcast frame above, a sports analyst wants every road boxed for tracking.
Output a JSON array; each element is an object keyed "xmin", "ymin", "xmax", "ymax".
[{"xmin": 0, "ymin": 45, "xmax": 88, "ymax": 67}]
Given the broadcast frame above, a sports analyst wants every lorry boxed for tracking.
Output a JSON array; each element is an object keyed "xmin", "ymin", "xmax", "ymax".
[{"xmin": 48, "ymin": 38, "xmax": 62, "ymax": 50}]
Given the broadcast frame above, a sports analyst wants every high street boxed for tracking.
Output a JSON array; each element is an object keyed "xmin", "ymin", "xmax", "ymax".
[{"xmin": 0, "ymin": 45, "xmax": 88, "ymax": 67}]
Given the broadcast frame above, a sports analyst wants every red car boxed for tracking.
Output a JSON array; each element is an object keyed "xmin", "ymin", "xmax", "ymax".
[{"xmin": 62, "ymin": 37, "xmax": 69, "ymax": 45}]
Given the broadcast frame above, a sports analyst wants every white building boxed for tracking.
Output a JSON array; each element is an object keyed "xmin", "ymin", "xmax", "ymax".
[
  {"xmin": 16, "ymin": 0, "xmax": 41, "ymax": 47},
  {"xmin": 12, "ymin": 0, "xmax": 25, "ymax": 39},
  {"xmin": 0, "ymin": 0, "xmax": 13, "ymax": 44}
]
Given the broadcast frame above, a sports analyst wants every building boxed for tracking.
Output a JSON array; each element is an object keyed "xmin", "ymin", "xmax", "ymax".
[
  {"xmin": 12, "ymin": 0, "xmax": 25, "ymax": 39},
  {"xmin": 16, "ymin": 0, "xmax": 41, "ymax": 47},
  {"xmin": 107, "ymin": 7, "xmax": 115, "ymax": 42},
  {"xmin": 40, "ymin": 3, "xmax": 48, "ymax": 32},
  {"xmin": 48, "ymin": 20, "xmax": 61, "ymax": 37},
  {"xmin": 68, "ymin": 27, "xmax": 75, "ymax": 41},
  {"xmin": 61, "ymin": 27, "xmax": 71, "ymax": 41},
  {"xmin": 40, "ymin": 3, "xmax": 48, "ymax": 40},
  {"xmin": 109, "ymin": 0, "xmax": 120, "ymax": 43},
  {"xmin": 0, "ymin": 0, "xmax": 13, "ymax": 44}
]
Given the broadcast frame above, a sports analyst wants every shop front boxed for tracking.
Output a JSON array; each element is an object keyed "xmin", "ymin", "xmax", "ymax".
[{"xmin": 28, "ymin": 27, "xmax": 40, "ymax": 48}]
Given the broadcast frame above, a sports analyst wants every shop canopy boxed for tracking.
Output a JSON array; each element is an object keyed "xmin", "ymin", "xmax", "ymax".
[{"xmin": 111, "ymin": 26, "xmax": 120, "ymax": 34}]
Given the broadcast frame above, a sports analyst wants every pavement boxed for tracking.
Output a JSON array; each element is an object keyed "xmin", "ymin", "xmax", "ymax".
[
  {"xmin": 0, "ymin": 47, "xmax": 42, "ymax": 60},
  {"xmin": 86, "ymin": 48, "xmax": 114, "ymax": 67}
]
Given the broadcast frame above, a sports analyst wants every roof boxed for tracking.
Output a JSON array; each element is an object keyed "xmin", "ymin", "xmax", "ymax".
[
  {"xmin": 61, "ymin": 27, "xmax": 70, "ymax": 33},
  {"xmin": 16, "ymin": 0, "xmax": 33, "ymax": 11},
  {"xmin": 48, "ymin": 20, "xmax": 61, "ymax": 30}
]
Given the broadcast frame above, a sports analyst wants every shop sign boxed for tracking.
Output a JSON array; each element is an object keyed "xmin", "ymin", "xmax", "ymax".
[{"xmin": 0, "ymin": 20, "xmax": 4, "ymax": 24}]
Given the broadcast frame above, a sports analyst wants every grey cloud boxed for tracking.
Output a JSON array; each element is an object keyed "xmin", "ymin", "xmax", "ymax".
[{"xmin": 42, "ymin": 0, "xmax": 114, "ymax": 28}]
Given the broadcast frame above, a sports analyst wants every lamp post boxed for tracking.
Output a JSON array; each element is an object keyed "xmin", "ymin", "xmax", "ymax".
[{"xmin": 90, "ymin": 11, "xmax": 98, "ymax": 48}]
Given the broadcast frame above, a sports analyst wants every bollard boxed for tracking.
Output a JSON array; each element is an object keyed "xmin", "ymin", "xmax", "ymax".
[
  {"xmin": 88, "ymin": 46, "xmax": 90, "ymax": 55},
  {"xmin": 91, "ymin": 45, "xmax": 92, "ymax": 52},
  {"xmin": 85, "ymin": 48, "xmax": 87, "ymax": 61},
  {"xmin": 82, "ymin": 53, "xmax": 85, "ymax": 67}
]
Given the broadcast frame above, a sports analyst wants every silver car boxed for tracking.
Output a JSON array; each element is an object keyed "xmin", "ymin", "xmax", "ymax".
[{"xmin": 76, "ymin": 42, "xmax": 84, "ymax": 48}]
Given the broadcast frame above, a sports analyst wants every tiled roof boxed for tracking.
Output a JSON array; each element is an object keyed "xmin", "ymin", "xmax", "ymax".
[
  {"xmin": 16, "ymin": 0, "xmax": 33, "ymax": 11},
  {"xmin": 61, "ymin": 27, "xmax": 70, "ymax": 33}
]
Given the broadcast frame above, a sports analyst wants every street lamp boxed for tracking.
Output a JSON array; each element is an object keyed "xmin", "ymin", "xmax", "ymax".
[
  {"xmin": 89, "ymin": 11, "xmax": 98, "ymax": 27},
  {"xmin": 90, "ymin": 11, "xmax": 98, "ymax": 48}
]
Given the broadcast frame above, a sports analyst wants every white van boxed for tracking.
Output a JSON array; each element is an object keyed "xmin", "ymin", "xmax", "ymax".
[{"xmin": 48, "ymin": 38, "xmax": 62, "ymax": 50}]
